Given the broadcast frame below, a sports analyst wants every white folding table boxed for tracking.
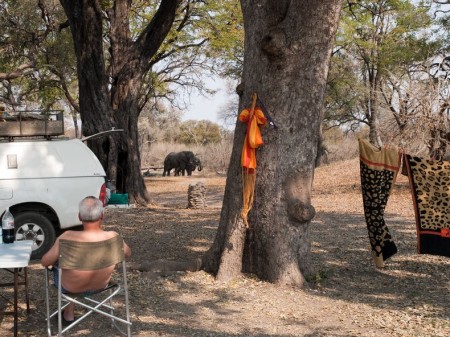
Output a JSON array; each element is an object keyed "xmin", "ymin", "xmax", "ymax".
[{"xmin": 0, "ymin": 240, "xmax": 33, "ymax": 337}]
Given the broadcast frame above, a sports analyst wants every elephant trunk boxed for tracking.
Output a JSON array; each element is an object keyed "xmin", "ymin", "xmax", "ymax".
[{"xmin": 197, "ymin": 163, "xmax": 203, "ymax": 171}]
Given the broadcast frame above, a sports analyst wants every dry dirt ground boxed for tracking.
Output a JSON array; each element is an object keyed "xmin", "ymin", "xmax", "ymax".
[{"xmin": 1, "ymin": 158, "xmax": 449, "ymax": 337}]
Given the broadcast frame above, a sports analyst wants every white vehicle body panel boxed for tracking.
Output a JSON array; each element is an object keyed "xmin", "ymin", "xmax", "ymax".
[{"xmin": 0, "ymin": 139, "xmax": 106, "ymax": 228}]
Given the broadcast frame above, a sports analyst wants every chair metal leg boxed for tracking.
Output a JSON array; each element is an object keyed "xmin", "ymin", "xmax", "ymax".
[
  {"xmin": 45, "ymin": 269, "xmax": 52, "ymax": 337},
  {"xmin": 122, "ymin": 262, "xmax": 132, "ymax": 337},
  {"xmin": 57, "ymin": 268, "xmax": 63, "ymax": 337},
  {"xmin": 108, "ymin": 291, "xmax": 115, "ymax": 329}
]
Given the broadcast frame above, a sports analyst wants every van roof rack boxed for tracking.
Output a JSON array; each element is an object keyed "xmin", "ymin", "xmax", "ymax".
[{"xmin": 0, "ymin": 110, "xmax": 65, "ymax": 140}]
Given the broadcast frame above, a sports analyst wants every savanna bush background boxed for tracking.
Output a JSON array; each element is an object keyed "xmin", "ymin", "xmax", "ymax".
[
  {"xmin": 141, "ymin": 140, "xmax": 233, "ymax": 175},
  {"xmin": 140, "ymin": 126, "xmax": 363, "ymax": 177}
]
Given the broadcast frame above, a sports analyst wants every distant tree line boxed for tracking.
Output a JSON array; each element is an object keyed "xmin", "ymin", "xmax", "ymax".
[{"xmin": 139, "ymin": 114, "xmax": 230, "ymax": 147}]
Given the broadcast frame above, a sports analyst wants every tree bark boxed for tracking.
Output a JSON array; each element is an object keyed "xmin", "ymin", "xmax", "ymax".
[
  {"xmin": 203, "ymin": 0, "xmax": 343, "ymax": 287},
  {"xmin": 59, "ymin": 0, "xmax": 181, "ymax": 205},
  {"xmin": 59, "ymin": 0, "xmax": 118, "ymax": 192},
  {"xmin": 368, "ymin": 72, "xmax": 383, "ymax": 148}
]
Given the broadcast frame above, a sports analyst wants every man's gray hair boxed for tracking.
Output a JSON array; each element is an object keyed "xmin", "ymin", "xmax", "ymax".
[{"xmin": 79, "ymin": 196, "xmax": 104, "ymax": 222}]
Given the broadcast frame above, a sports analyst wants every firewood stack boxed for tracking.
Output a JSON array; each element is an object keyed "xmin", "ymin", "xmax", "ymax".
[{"xmin": 187, "ymin": 182, "xmax": 206, "ymax": 209}]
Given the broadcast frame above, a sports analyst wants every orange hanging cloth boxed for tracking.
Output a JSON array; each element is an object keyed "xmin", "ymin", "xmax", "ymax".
[{"xmin": 239, "ymin": 93, "xmax": 267, "ymax": 227}]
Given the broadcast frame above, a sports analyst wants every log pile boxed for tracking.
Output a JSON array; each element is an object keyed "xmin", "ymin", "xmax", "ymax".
[{"xmin": 187, "ymin": 182, "xmax": 206, "ymax": 209}]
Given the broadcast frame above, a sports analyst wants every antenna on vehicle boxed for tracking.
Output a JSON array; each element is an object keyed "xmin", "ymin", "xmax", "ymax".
[{"xmin": 81, "ymin": 128, "xmax": 124, "ymax": 142}]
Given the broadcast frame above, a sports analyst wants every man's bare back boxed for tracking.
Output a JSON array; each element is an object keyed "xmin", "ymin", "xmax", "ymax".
[
  {"xmin": 41, "ymin": 196, "xmax": 131, "ymax": 322},
  {"xmin": 42, "ymin": 229, "xmax": 131, "ymax": 293},
  {"xmin": 54, "ymin": 230, "xmax": 120, "ymax": 292}
]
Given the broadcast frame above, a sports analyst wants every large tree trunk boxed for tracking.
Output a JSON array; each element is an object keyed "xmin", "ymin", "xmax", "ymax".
[
  {"xmin": 112, "ymin": 88, "xmax": 149, "ymax": 204},
  {"xmin": 203, "ymin": 0, "xmax": 343, "ymax": 287},
  {"xmin": 59, "ymin": 0, "xmax": 120, "ymax": 198},
  {"xmin": 60, "ymin": 0, "xmax": 181, "ymax": 205},
  {"xmin": 59, "ymin": 0, "xmax": 115, "ymax": 139},
  {"xmin": 59, "ymin": 0, "xmax": 122, "ymax": 194},
  {"xmin": 368, "ymin": 72, "xmax": 383, "ymax": 148}
]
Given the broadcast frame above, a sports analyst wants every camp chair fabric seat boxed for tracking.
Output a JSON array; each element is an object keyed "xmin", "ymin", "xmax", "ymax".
[
  {"xmin": 58, "ymin": 237, "xmax": 124, "ymax": 270},
  {"xmin": 44, "ymin": 235, "xmax": 132, "ymax": 337}
]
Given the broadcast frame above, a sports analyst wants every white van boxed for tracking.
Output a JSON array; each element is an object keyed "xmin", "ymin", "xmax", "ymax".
[{"xmin": 0, "ymin": 138, "xmax": 107, "ymax": 259}]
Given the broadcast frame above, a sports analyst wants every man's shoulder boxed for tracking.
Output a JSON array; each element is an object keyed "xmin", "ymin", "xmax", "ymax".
[
  {"xmin": 59, "ymin": 230, "xmax": 78, "ymax": 240},
  {"xmin": 94, "ymin": 231, "xmax": 120, "ymax": 242},
  {"xmin": 60, "ymin": 230, "xmax": 119, "ymax": 242},
  {"xmin": 105, "ymin": 231, "xmax": 120, "ymax": 238}
]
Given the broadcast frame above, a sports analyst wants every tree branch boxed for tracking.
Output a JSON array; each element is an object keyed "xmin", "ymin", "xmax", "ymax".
[
  {"xmin": 135, "ymin": 0, "xmax": 182, "ymax": 62},
  {"xmin": 0, "ymin": 63, "xmax": 34, "ymax": 81}
]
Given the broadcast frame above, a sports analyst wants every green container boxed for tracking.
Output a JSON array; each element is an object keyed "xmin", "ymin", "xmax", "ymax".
[{"xmin": 108, "ymin": 193, "xmax": 129, "ymax": 205}]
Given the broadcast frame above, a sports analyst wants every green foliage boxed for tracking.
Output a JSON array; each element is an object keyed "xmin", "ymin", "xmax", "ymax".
[
  {"xmin": 178, "ymin": 119, "xmax": 223, "ymax": 145},
  {"xmin": 197, "ymin": 0, "xmax": 244, "ymax": 79},
  {"xmin": 325, "ymin": 52, "xmax": 367, "ymax": 129},
  {"xmin": 0, "ymin": 0, "xmax": 76, "ymax": 111},
  {"xmin": 339, "ymin": 0, "xmax": 434, "ymax": 74},
  {"xmin": 0, "ymin": 0, "xmax": 243, "ymax": 116},
  {"xmin": 142, "ymin": 0, "xmax": 243, "ymax": 112},
  {"xmin": 326, "ymin": 0, "xmax": 442, "ymax": 135}
]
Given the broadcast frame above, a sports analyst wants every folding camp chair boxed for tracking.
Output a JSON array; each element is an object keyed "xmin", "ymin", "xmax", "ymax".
[{"xmin": 44, "ymin": 235, "xmax": 132, "ymax": 337}]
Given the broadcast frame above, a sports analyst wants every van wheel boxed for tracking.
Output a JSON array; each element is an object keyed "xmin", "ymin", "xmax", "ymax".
[{"xmin": 14, "ymin": 212, "xmax": 56, "ymax": 260}]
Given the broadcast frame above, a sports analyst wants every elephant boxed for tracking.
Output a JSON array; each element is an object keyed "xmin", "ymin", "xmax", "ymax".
[
  {"xmin": 174, "ymin": 151, "xmax": 203, "ymax": 176},
  {"xmin": 163, "ymin": 151, "xmax": 203, "ymax": 176},
  {"xmin": 175, "ymin": 153, "xmax": 202, "ymax": 176}
]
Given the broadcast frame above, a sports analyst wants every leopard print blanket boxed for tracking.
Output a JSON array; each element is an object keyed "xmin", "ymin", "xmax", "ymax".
[
  {"xmin": 359, "ymin": 139, "xmax": 401, "ymax": 267},
  {"xmin": 403, "ymin": 154, "xmax": 450, "ymax": 257}
]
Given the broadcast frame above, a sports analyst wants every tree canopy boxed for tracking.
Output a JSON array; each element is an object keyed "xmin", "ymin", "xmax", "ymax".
[
  {"xmin": 0, "ymin": 0, "xmax": 244, "ymax": 114},
  {"xmin": 177, "ymin": 119, "xmax": 222, "ymax": 145},
  {"xmin": 3, "ymin": 0, "xmax": 450, "ymax": 193},
  {"xmin": 0, "ymin": 0, "xmax": 243, "ymax": 203},
  {"xmin": 328, "ymin": 1, "xmax": 438, "ymax": 141}
]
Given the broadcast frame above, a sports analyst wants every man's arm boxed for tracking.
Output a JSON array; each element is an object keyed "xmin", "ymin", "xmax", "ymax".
[
  {"xmin": 41, "ymin": 236, "xmax": 62, "ymax": 267},
  {"xmin": 123, "ymin": 241, "xmax": 131, "ymax": 258},
  {"xmin": 111, "ymin": 231, "xmax": 131, "ymax": 258}
]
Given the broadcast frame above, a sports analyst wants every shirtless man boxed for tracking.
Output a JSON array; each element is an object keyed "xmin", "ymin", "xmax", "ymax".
[{"xmin": 41, "ymin": 196, "xmax": 131, "ymax": 324}]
